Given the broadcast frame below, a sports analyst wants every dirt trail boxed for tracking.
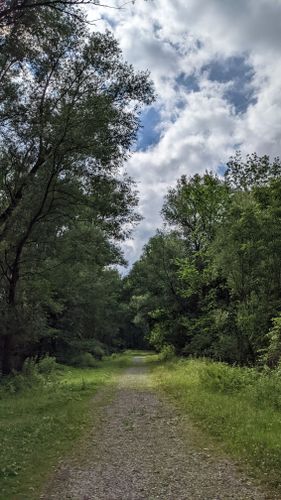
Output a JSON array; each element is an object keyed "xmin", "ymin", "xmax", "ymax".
[{"xmin": 41, "ymin": 357, "xmax": 269, "ymax": 500}]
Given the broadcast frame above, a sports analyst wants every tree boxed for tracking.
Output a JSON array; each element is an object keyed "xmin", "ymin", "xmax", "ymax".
[
  {"xmin": 128, "ymin": 160, "xmax": 281, "ymax": 364},
  {"xmin": 38, "ymin": 226, "xmax": 128, "ymax": 360},
  {"xmin": 0, "ymin": 7, "xmax": 154, "ymax": 373},
  {"xmin": 0, "ymin": 0, "xmax": 130, "ymax": 27},
  {"xmin": 127, "ymin": 232, "xmax": 189, "ymax": 352},
  {"xmin": 162, "ymin": 172, "xmax": 230, "ymax": 254},
  {"xmin": 225, "ymin": 152, "xmax": 281, "ymax": 191},
  {"xmin": 212, "ymin": 179, "xmax": 281, "ymax": 363}
]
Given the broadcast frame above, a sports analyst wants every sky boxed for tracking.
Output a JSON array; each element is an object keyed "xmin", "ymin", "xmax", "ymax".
[{"xmin": 88, "ymin": 0, "xmax": 281, "ymax": 267}]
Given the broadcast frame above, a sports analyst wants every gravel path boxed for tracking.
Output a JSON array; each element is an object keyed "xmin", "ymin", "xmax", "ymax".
[{"xmin": 41, "ymin": 357, "xmax": 269, "ymax": 500}]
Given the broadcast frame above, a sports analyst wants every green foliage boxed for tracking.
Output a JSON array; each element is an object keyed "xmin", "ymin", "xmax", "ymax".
[
  {"xmin": 0, "ymin": 6, "xmax": 154, "ymax": 373},
  {"xmin": 152, "ymin": 358, "xmax": 281, "ymax": 490},
  {"xmin": 127, "ymin": 231, "xmax": 188, "ymax": 353},
  {"xmin": 0, "ymin": 356, "xmax": 58, "ymax": 395},
  {"xmin": 3, "ymin": 374, "xmax": 26, "ymax": 395},
  {"xmin": 129, "ymin": 155, "xmax": 281, "ymax": 366},
  {"xmin": 263, "ymin": 315, "xmax": 281, "ymax": 366},
  {"xmin": 159, "ymin": 344, "xmax": 176, "ymax": 361},
  {"xmin": 197, "ymin": 361, "xmax": 256, "ymax": 394},
  {"xmin": 92, "ymin": 345, "xmax": 106, "ymax": 361},
  {"xmin": 0, "ymin": 353, "xmax": 129, "ymax": 499},
  {"xmin": 162, "ymin": 171, "xmax": 230, "ymax": 252},
  {"xmin": 37, "ymin": 356, "xmax": 58, "ymax": 375},
  {"xmin": 148, "ymin": 324, "xmax": 166, "ymax": 352},
  {"xmin": 176, "ymin": 258, "xmax": 201, "ymax": 297},
  {"xmin": 69, "ymin": 352, "xmax": 98, "ymax": 368},
  {"xmin": 225, "ymin": 152, "xmax": 281, "ymax": 190}
]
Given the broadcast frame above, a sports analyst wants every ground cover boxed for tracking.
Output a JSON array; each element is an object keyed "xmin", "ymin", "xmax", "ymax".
[
  {"xmin": 41, "ymin": 354, "xmax": 266, "ymax": 500},
  {"xmin": 150, "ymin": 357, "xmax": 281, "ymax": 492},
  {"xmin": 0, "ymin": 352, "xmax": 133, "ymax": 500}
]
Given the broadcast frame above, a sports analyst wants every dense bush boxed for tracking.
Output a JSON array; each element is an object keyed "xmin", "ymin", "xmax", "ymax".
[
  {"xmin": 198, "ymin": 360, "xmax": 257, "ymax": 394},
  {"xmin": 159, "ymin": 344, "xmax": 176, "ymax": 361},
  {"xmin": 0, "ymin": 356, "xmax": 59, "ymax": 395},
  {"xmin": 264, "ymin": 315, "xmax": 281, "ymax": 366},
  {"xmin": 195, "ymin": 359, "xmax": 281, "ymax": 411},
  {"xmin": 69, "ymin": 352, "xmax": 97, "ymax": 368},
  {"xmin": 37, "ymin": 356, "xmax": 58, "ymax": 374},
  {"xmin": 248, "ymin": 368, "xmax": 281, "ymax": 410}
]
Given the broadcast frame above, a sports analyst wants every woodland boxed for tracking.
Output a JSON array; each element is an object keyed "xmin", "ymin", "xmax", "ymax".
[
  {"xmin": 2, "ymin": 3, "xmax": 281, "ymax": 499},
  {"xmin": 1, "ymin": 0, "xmax": 281, "ymax": 375}
]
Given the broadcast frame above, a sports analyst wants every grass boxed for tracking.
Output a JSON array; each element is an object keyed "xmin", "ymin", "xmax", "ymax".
[
  {"xmin": 0, "ymin": 352, "xmax": 133, "ymax": 500},
  {"xmin": 6, "ymin": 350, "xmax": 277, "ymax": 497},
  {"xmin": 150, "ymin": 357, "xmax": 281, "ymax": 492}
]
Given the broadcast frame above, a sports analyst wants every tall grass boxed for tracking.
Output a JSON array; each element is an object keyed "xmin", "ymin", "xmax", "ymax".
[
  {"xmin": 0, "ymin": 353, "xmax": 131, "ymax": 500},
  {"xmin": 151, "ymin": 358, "xmax": 281, "ymax": 490}
]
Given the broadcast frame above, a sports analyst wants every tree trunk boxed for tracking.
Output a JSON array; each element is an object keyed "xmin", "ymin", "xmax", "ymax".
[{"xmin": 1, "ymin": 270, "xmax": 19, "ymax": 375}]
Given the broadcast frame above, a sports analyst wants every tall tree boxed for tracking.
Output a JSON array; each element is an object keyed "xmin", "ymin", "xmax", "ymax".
[
  {"xmin": 162, "ymin": 172, "xmax": 230, "ymax": 254},
  {"xmin": 0, "ymin": 7, "xmax": 154, "ymax": 373}
]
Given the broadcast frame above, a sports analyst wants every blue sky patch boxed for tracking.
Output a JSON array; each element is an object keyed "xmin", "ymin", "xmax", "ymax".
[
  {"xmin": 205, "ymin": 56, "xmax": 252, "ymax": 83},
  {"xmin": 175, "ymin": 72, "xmax": 200, "ymax": 92},
  {"xmin": 136, "ymin": 107, "xmax": 162, "ymax": 151},
  {"xmin": 224, "ymin": 85, "xmax": 257, "ymax": 114},
  {"xmin": 101, "ymin": 14, "xmax": 117, "ymax": 29},
  {"xmin": 217, "ymin": 163, "xmax": 227, "ymax": 176},
  {"xmin": 203, "ymin": 55, "xmax": 256, "ymax": 114}
]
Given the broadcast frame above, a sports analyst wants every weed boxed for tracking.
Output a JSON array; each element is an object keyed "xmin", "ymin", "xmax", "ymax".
[
  {"xmin": 0, "ymin": 352, "xmax": 130, "ymax": 499},
  {"xmin": 151, "ymin": 358, "xmax": 281, "ymax": 491}
]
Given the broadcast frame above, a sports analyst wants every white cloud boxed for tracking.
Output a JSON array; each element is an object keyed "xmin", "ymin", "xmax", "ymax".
[{"xmin": 88, "ymin": 0, "xmax": 281, "ymax": 266}]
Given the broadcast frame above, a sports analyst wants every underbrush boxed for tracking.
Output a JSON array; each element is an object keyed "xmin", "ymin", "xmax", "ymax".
[
  {"xmin": 151, "ymin": 358, "xmax": 281, "ymax": 490},
  {"xmin": 0, "ymin": 352, "xmax": 131, "ymax": 500},
  {"xmin": 0, "ymin": 356, "xmax": 59, "ymax": 396},
  {"xmin": 158, "ymin": 344, "xmax": 176, "ymax": 361}
]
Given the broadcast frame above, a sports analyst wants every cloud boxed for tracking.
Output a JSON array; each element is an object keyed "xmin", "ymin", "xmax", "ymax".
[{"xmin": 88, "ymin": 0, "xmax": 281, "ymax": 267}]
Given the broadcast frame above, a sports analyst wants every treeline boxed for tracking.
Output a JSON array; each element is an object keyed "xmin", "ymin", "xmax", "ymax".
[
  {"xmin": 127, "ymin": 153, "xmax": 281, "ymax": 366},
  {"xmin": 0, "ymin": 2, "xmax": 153, "ymax": 373},
  {"xmin": 2, "ymin": 2, "xmax": 281, "ymax": 374}
]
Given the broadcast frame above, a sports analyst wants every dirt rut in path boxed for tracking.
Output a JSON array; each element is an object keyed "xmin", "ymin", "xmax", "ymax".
[{"xmin": 41, "ymin": 357, "xmax": 268, "ymax": 499}]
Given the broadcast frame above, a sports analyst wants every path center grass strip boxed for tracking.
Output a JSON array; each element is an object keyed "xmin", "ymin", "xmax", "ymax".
[
  {"xmin": 150, "ymin": 357, "xmax": 281, "ymax": 492},
  {"xmin": 0, "ymin": 353, "xmax": 133, "ymax": 500}
]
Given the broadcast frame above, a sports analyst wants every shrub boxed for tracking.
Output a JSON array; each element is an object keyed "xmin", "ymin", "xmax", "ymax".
[
  {"xmin": 148, "ymin": 324, "xmax": 165, "ymax": 352},
  {"xmin": 5, "ymin": 373, "xmax": 26, "ymax": 394},
  {"xmin": 198, "ymin": 361, "xmax": 256, "ymax": 394},
  {"xmin": 70, "ymin": 352, "xmax": 97, "ymax": 368},
  {"xmin": 22, "ymin": 357, "xmax": 38, "ymax": 377},
  {"xmin": 92, "ymin": 345, "xmax": 105, "ymax": 360},
  {"xmin": 263, "ymin": 315, "xmax": 281, "ymax": 366},
  {"xmin": 248, "ymin": 369, "xmax": 281, "ymax": 410},
  {"xmin": 1, "ymin": 357, "xmax": 46, "ymax": 394},
  {"xmin": 159, "ymin": 344, "xmax": 176, "ymax": 361},
  {"xmin": 37, "ymin": 355, "xmax": 58, "ymax": 375},
  {"xmin": 62, "ymin": 340, "xmax": 106, "ymax": 362},
  {"xmin": 21, "ymin": 358, "xmax": 44, "ymax": 387}
]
